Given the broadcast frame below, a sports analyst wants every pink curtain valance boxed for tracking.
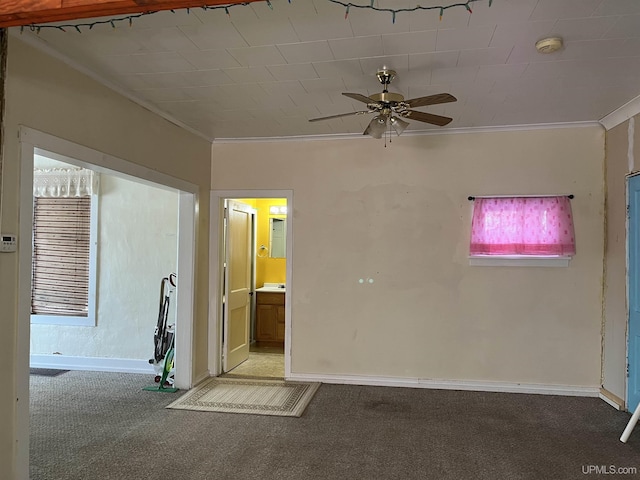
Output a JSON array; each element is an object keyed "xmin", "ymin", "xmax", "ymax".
[{"xmin": 470, "ymin": 196, "xmax": 575, "ymax": 256}]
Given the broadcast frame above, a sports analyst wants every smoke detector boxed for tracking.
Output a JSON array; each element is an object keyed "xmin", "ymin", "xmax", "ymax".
[{"xmin": 535, "ymin": 37, "xmax": 563, "ymax": 54}]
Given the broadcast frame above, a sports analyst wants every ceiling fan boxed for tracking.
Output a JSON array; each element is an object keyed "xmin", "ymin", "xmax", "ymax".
[{"xmin": 309, "ymin": 69, "xmax": 457, "ymax": 139}]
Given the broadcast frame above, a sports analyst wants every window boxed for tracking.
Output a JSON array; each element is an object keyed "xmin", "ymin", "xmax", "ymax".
[
  {"xmin": 31, "ymin": 167, "xmax": 97, "ymax": 325},
  {"xmin": 469, "ymin": 196, "xmax": 575, "ymax": 266}
]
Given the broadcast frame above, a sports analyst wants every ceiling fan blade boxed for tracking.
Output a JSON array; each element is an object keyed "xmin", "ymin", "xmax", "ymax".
[
  {"xmin": 343, "ymin": 92, "xmax": 376, "ymax": 104},
  {"xmin": 405, "ymin": 93, "xmax": 457, "ymax": 109},
  {"xmin": 363, "ymin": 115, "xmax": 387, "ymax": 139},
  {"xmin": 309, "ymin": 110, "xmax": 371, "ymax": 122},
  {"xmin": 403, "ymin": 110, "xmax": 453, "ymax": 126}
]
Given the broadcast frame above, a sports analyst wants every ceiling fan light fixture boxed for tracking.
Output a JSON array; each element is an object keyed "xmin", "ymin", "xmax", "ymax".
[
  {"xmin": 390, "ymin": 116, "xmax": 409, "ymax": 136},
  {"xmin": 364, "ymin": 115, "xmax": 387, "ymax": 139}
]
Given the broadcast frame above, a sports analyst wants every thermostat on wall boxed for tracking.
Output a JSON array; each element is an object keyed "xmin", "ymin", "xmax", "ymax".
[{"xmin": 1, "ymin": 234, "xmax": 17, "ymax": 252}]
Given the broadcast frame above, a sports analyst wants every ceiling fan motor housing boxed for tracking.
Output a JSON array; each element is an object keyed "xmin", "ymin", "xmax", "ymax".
[
  {"xmin": 376, "ymin": 69, "xmax": 396, "ymax": 87},
  {"xmin": 369, "ymin": 92, "xmax": 404, "ymax": 104}
]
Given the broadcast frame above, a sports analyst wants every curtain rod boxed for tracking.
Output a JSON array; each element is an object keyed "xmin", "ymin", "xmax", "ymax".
[{"xmin": 468, "ymin": 194, "xmax": 574, "ymax": 201}]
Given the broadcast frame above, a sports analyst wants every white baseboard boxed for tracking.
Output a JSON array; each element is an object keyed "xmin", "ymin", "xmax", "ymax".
[
  {"xmin": 31, "ymin": 356, "xmax": 602, "ymax": 399},
  {"xmin": 599, "ymin": 388, "xmax": 625, "ymax": 410},
  {"xmin": 286, "ymin": 372, "xmax": 600, "ymax": 397},
  {"xmin": 30, "ymin": 354, "xmax": 154, "ymax": 374}
]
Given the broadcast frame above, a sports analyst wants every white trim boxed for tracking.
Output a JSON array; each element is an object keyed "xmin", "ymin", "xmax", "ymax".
[
  {"xmin": 599, "ymin": 393, "xmax": 623, "ymax": 410},
  {"xmin": 208, "ymin": 195, "xmax": 223, "ymax": 378},
  {"xmin": 287, "ymin": 372, "xmax": 600, "ymax": 397},
  {"xmin": 209, "ymin": 190, "xmax": 293, "ymax": 380},
  {"xmin": 30, "ymin": 354, "xmax": 154, "ymax": 374},
  {"xmin": 629, "ymin": 117, "xmax": 635, "ymax": 173},
  {"xmin": 16, "ymin": 140, "xmax": 34, "ymax": 480},
  {"xmin": 251, "ymin": 208, "xmax": 258, "ymax": 344},
  {"xmin": 600, "ymin": 94, "xmax": 640, "ymax": 131},
  {"xmin": 599, "ymin": 390, "xmax": 625, "ymax": 411},
  {"xmin": 11, "ymin": 30, "xmax": 212, "ymax": 144},
  {"xmin": 174, "ymin": 192, "xmax": 195, "ymax": 390},
  {"xmin": 30, "ymin": 190, "xmax": 99, "ymax": 327},
  {"xmin": 30, "ymin": 315, "xmax": 94, "ymax": 326},
  {"xmin": 213, "ymin": 121, "xmax": 602, "ymax": 144},
  {"xmin": 469, "ymin": 256, "xmax": 571, "ymax": 267}
]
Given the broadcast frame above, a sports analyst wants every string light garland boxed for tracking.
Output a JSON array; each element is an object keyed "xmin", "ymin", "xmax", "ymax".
[
  {"xmin": 19, "ymin": 0, "xmax": 492, "ymax": 33},
  {"xmin": 332, "ymin": 0, "xmax": 491, "ymax": 23}
]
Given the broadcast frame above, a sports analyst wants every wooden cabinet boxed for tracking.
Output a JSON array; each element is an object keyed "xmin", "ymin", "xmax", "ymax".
[{"xmin": 256, "ymin": 292, "xmax": 285, "ymax": 346}]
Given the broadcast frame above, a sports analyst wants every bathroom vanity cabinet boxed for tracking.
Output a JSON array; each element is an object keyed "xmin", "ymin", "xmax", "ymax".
[{"xmin": 255, "ymin": 291, "xmax": 285, "ymax": 346}]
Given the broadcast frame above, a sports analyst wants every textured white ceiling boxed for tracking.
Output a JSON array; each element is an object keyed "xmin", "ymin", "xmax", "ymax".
[{"xmin": 12, "ymin": 0, "xmax": 640, "ymax": 140}]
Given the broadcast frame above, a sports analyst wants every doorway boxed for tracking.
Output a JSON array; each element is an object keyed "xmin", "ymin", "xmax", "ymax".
[
  {"xmin": 29, "ymin": 151, "xmax": 180, "ymax": 371},
  {"xmin": 17, "ymin": 128, "xmax": 198, "ymax": 475},
  {"xmin": 209, "ymin": 190, "xmax": 293, "ymax": 380},
  {"xmin": 222, "ymin": 197, "xmax": 286, "ymax": 378}
]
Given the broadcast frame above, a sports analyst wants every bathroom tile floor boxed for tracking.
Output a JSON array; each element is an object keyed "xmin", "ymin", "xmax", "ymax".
[{"xmin": 223, "ymin": 345, "xmax": 284, "ymax": 379}]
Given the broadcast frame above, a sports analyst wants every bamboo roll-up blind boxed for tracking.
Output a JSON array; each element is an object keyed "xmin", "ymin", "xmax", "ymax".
[{"xmin": 31, "ymin": 197, "xmax": 91, "ymax": 316}]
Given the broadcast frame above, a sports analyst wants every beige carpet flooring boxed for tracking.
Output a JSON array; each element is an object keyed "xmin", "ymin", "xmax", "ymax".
[{"xmin": 30, "ymin": 371, "xmax": 640, "ymax": 480}]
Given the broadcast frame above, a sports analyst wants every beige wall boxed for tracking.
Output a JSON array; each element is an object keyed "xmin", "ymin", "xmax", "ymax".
[
  {"xmin": 602, "ymin": 115, "xmax": 640, "ymax": 403},
  {"xmin": 213, "ymin": 127, "xmax": 605, "ymax": 386},
  {"xmin": 0, "ymin": 38, "xmax": 211, "ymax": 477}
]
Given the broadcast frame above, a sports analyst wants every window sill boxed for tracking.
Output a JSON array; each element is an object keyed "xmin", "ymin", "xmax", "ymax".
[
  {"xmin": 468, "ymin": 256, "xmax": 571, "ymax": 267},
  {"xmin": 31, "ymin": 314, "xmax": 95, "ymax": 326}
]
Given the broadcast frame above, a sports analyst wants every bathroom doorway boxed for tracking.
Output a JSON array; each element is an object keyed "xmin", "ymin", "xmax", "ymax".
[{"xmin": 209, "ymin": 190, "xmax": 293, "ymax": 380}]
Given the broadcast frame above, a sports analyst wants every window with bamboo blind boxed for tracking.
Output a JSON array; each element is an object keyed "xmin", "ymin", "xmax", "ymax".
[
  {"xmin": 30, "ymin": 165, "xmax": 98, "ymax": 326},
  {"xmin": 31, "ymin": 197, "xmax": 91, "ymax": 317}
]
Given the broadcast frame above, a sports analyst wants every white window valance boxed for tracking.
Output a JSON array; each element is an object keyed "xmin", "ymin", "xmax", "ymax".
[{"xmin": 33, "ymin": 167, "xmax": 98, "ymax": 197}]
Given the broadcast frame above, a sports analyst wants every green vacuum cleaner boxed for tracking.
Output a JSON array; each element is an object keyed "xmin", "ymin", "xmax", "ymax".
[{"xmin": 143, "ymin": 273, "xmax": 179, "ymax": 393}]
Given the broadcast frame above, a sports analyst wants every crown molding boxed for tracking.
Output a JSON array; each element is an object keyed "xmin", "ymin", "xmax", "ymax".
[
  {"xmin": 599, "ymin": 94, "xmax": 640, "ymax": 131},
  {"xmin": 212, "ymin": 121, "xmax": 602, "ymax": 144}
]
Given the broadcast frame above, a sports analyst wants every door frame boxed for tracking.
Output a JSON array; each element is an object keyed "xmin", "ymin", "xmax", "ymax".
[
  {"xmin": 17, "ymin": 127, "xmax": 198, "ymax": 478},
  {"xmin": 209, "ymin": 190, "xmax": 293, "ymax": 378}
]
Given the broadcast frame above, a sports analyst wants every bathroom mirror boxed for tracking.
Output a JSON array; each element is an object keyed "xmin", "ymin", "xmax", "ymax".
[{"xmin": 269, "ymin": 218, "xmax": 286, "ymax": 258}]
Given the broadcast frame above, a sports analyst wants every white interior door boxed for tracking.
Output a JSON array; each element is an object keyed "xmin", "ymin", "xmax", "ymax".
[{"xmin": 223, "ymin": 200, "xmax": 253, "ymax": 372}]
